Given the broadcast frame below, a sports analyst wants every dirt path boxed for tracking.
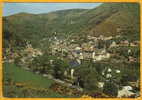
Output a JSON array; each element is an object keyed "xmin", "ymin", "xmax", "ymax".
[
  {"xmin": 21, "ymin": 67, "xmax": 83, "ymax": 92},
  {"xmin": 41, "ymin": 74, "xmax": 83, "ymax": 92}
]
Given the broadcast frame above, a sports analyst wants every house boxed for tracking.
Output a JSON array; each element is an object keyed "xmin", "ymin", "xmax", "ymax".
[
  {"xmin": 117, "ymin": 86, "xmax": 135, "ymax": 98},
  {"xmin": 92, "ymin": 48, "xmax": 110, "ymax": 60},
  {"xmin": 134, "ymin": 41, "xmax": 139, "ymax": 45},
  {"xmin": 93, "ymin": 52, "xmax": 110, "ymax": 62},
  {"xmin": 81, "ymin": 43, "xmax": 90, "ymax": 51},
  {"xmin": 34, "ymin": 49, "xmax": 43, "ymax": 56},
  {"xmin": 98, "ymin": 35, "xmax": 104, "ymax": 40},
  {"xmin": 98, "ymin": 82, "xmax": 104, "ymax": 89},
  {"xmin": 106, "ymin": 73, "xmax": 112, "ymax": 78},
  {"xmin": 71, "ymin": 69, "xmax": 75, "ymax": 79},
  {"xmin": 76, "ymin": 59, "xmax": 81, "ymax": 64},
  {"xmin": 120, "ymin": 40, "xmax": 129, "ymax": 46},
  {"xmin": 130, "ymin": 43, "xmax": 137, "ymax": 47},
  {"xmin": 107, "ymin": 68, "xmax": 112, "ymax": 72},
  {"xmin": 104, "ymin": 36, "xmax": 113, "ymax": 40},
  {"xmin": 8, "ymin": 59, "xmax": 14, "ymax": 63},
  {"xmin": 110, "ymin": 41, "xmax": 117, "ymax": 48},
  {"xmin": 115, "ymin": 35, "xmax": 121, "ymax": 38},
  {"xmin": 68, "ymin": 44, "xmax": 80, "ymax": 50},
  {"xmin": 83, "ymin": 51, "xmax": 92, "ymax": 59},
  {"xmin": 87, "ymin": 35, "xmax": 97, "ymax": 40},
  {"xmin": 92, "ymin": 51, "xmax": 96, "ymax": 59},
  {"xmin": 128, "ymin": 49, "xmax": 132, "ymax": 55},
  {"xmin": 81, "ymin": 42, "xmax": 95, "ymax": 52},
  {"xmin": 79, "ymin": 53, "xmax": 84, "ymax": 60},
  {"xmin": 129, "ymin": 41, "xmax": 139, "ymax": 47},
  {"xmin": 129, "ymin": 80, "xmax": 139, "ymax": 88},
  {"xmin": 128, "ymin": 56, "xmax": 136, "ymax": 62},
  {"xmin": 93, "ymin": 55, "xmax": 103, "ymax": 61},
  {"xmin": 116, "ymin": 70, "xmax": 121, "ymax": 74},
  {"xmin": 100, "ymin": 49, "xmax": 106, "ymax": 55},
  {"xmin": 24, "ymin": 46, "xmax": 42, "ymax": 57},
  {"xmin": 71, "ymin": 39, "xmax": 75, "ymax": 42},
  {"xmin": 26, "ymin": 43, "xmax": 32, "ymax": 48},
  {"xmin": 105, "ymin": 53, "xmax": 111, "ymax": 58},
  {"xmin": 69, "ymin": 60, "xmax": 81, "ymax": 79},
  {"xmin": 75, "ymin": 47, "xmax": 82, "ymax": 51},
  {"xmin": 50, "ymin": 60, "xmax": 54, "ymax": 64}
]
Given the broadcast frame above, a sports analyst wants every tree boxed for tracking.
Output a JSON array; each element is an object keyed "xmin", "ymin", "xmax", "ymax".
[
  {"xmin": 83, "ymin": 71, "xmax": 99, "ymax": 92},
  {"xmin": 52, "ymin": 59, "xmax": 68, "ymax": 79},
  {"xmin": 75, "ymin": 61, "xmax": 100, "ymax": 93},
  {"xmin": 31, "ymin": 53, "xmax": 53, "ymax": 74},
  {"xmin": 103, "ymin": 81, "xmax": 118, "ymax": 97}
]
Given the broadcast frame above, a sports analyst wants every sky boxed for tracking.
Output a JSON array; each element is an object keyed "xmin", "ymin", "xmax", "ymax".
[{"xmin": 3, "ymin": 3, "xmax": 102, "ymax": 16}]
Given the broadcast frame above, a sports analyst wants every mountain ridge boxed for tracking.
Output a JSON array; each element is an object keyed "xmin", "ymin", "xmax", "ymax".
[{"xmin": 3, "ymin": 3, "xmax": 140, "ymax": 48}]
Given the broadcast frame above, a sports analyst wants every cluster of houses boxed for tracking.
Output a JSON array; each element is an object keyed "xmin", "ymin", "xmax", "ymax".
[
  {"xmin": 50, "ymin": 34, "xmax": 139, "ymax": 64},
  {"xmin": 110, "ymin": 40, "xmax": 139, "ymax": 48},
  {"xmin": 48, "ymin": 34, "xmax": 140, "ymax": 97},
  {"xmin": 50, "ymin": 35, "xmax": 113, "ymax": 64},
  {"xmin": 3, "ymin": 42, "xmax": 43, "ymax": 65},
  {"xmin": 20, "ymin": 43, "xmax": 43, "ymax": 64}
]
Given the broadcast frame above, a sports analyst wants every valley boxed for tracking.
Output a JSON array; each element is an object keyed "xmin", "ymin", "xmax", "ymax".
[{"xmin": 3, "ymin": 3, "xmax": 140, "ymax": 98}]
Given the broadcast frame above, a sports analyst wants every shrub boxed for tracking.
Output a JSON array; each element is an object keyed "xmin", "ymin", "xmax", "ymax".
[
  {"xmin": 103, "ymin": 81, "xmax": 118, "ymax": 97},
  {"xmin": 52, "ymin": 59, "xmax": 68, "ymax": 79}
]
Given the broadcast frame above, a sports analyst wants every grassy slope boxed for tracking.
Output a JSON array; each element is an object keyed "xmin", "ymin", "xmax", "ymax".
[
  {"xmin": 3, "ymin": 63, "xmax": 74, "ymax": 97},
  {"xmin": 3, "ymin": 63, "xmax": 54, "ymax": 88},
  {"xmin": 82, "ymin": 3, "xmax": 140, "ymax": 36}
]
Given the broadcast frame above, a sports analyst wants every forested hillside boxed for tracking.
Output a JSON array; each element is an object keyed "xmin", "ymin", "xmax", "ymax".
[{"xmin": 3, "ymin": 3, "xmax": 140, "ymax": 48}]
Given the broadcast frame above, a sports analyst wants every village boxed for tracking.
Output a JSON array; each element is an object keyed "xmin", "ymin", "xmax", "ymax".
[
  {"xmin": 47, "ymin": 33, "xmax": 140, "ymax": 98},
  {"xmin": 50, "ymin": 33, "xmax": 139, "ymax": 65},
  {"xmin": 3, "ymin": 32, "xmax": 140, "ymax": 98}
]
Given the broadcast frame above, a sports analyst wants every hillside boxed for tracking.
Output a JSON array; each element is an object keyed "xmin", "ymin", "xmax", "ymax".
[
  {"xmin": 3, "ymin": 63, "xmax": 81, "ymax": 97},
  {"xmin": 3, "ymin": 3, "xmax": 140, "ymax": 98},
  {"xmin": 3, "ymin": 3, "xmax": 140, "ymax": 48},
  {"xmin": 83, "ymin": 3, "xmax": 140, "ymax": 37}
]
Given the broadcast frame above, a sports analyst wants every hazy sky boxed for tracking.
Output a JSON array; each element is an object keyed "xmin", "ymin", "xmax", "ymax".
[{"xmin": 3, "ymin": 3, "xmax": 102, "ymax": 16}]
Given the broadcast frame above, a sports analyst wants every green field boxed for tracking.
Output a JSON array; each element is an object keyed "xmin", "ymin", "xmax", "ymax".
[
  {"xmin": 3, "ymin": 62, "xmax": 75, "ymax": 98},
  {"xmin": 3, "ymin": 63, "xmax": 54, "ymax": 88}
]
